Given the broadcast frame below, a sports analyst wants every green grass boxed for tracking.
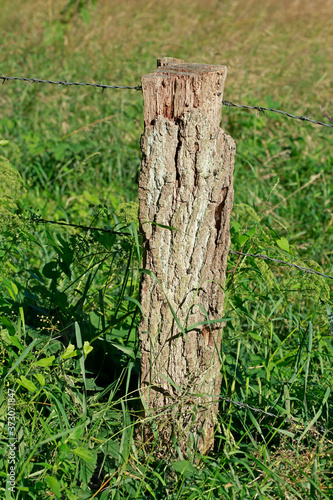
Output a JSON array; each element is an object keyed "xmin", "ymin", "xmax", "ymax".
[{"xmin": 0, "ymin": 0, "xmax": 333, "ymax": 498}]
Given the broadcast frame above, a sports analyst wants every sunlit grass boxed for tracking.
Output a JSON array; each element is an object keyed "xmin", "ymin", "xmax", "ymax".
[{"xmin": 0, "ymin": 0, "xmax": 332, "ymax": 498}]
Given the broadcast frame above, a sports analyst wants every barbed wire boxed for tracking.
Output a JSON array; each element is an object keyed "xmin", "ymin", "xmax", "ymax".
[
  {"xmin": 28, "ymin": 216, "xmax": 132, "ymax": 236},
  {"xmin": 229, "ymin": 250, "xmax": 333, "ymax": 280},
  {"xmin": 0, "ymin": 75, "xmax": 142, "ymax": 91},
  {"xmin": 1, "ymin": 74, "xmax": 333, "ymax": 128},
  {"xmin": 218, "ymin": 395, "xmax": 278, "ymax": 417},
  {"xmin": 1, "ymin": 75, "xmax": 332, "ymax": 276},
  {"xmin": 19, "ymin": 216, "xmax": 333, "ymax": 281},
  {"xmin": 222, "ymin": 99, "xmax": 333, "ymax": 128}
]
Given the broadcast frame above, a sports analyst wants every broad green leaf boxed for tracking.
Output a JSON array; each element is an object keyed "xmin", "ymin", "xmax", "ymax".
[
  {"xmin": 1, "ymin": 331, "xmax": 24, "ymax": 350},
  {"xmin": 83, "ymin": 341, "xmax": 93, "ymax": 356},
  {"xmin": 79, "ymin": 462, "xmax": 96, "ymax": 488},
  {"xmin": 275, "ymin": 237, "xmax": 290, "ymax": 253},
  {"xmin": 245, "ymin": 226, "xmax": 256, "ymax": 237},
  {"xmin": 110, "ymin": 341, "xmax": 135, "ymax": 359},
  {"xmin": 2, "ymin": 278, "xmax": 18, "ymax": 300},
  {"xmin": 58, "ymin": 443, "xmax": 71, "ymax": 459},
  {"xmin": 34, "ymin": 373, "xmax": 45, "ymax": 386},
  {"xmin": 67, "ymin": 493, "xmax": 82, "ymax": 500},
  {"xmin": 61, "ymin": 344, "xmax": 77, "ymax": 359},
  {"xmin": 42, "ymin": 261, "xmax": 60, "ymax": 280},
  {"xmin": 89, "ymin": 311, "xmax": 102, "ymax": 329},
  {"xmin": 0, "ymin": 140, "xmax": 9, "ymax": 146},
  {"xmin": 34, "ymin": 355, "xmax": 55, "ymax": 367},
  {"xmin": 172, "ymin": 460, "xmax": 195, "ymax": 478},
  {"xmin": 73, "ymin": 447, "xmax": 96, "ymax": 464},
  {"xmin": 45, "ymin": 476, "xmax": 61, "ymax": 499},
  {"xmin": 0, "ymin": 316, "xmax": 16, "ymax": 335},
  {"xmin": 10, "ymin": 334, "xmax": 24, "ymax": 350},
  {"xmin": 230, "ymin": 221, "xmax": 241, "ymax": 232},
  {"xmin": 238, "ymin": 234, "xmax": 249, "ymax": 246},
  {"xmin": 67, "ymin": 426, "xmax": 85, "ymax": 442},
  {"xmin": 18, "ymin": 375, "xmax": 37, "ymax": 392}
]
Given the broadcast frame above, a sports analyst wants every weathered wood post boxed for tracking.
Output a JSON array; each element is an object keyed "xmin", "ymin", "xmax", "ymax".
[{"xmin": 138, "ymin": 58, "xmax": 235, "ymax": 456}]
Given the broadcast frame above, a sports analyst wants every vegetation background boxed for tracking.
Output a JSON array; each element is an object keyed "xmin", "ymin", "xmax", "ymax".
[{"xmin": 0, "ymin": 0, "xmax": 332, "ymax": 498}]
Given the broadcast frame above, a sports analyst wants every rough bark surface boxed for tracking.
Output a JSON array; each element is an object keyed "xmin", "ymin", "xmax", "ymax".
[{"xmin": 138, "ymin": 58, "xmax": 235, "ymax": 456}]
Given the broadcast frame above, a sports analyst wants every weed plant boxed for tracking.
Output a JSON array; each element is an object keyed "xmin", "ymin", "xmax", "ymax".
[{"xmin": 0, "ymin": 0, "xmax": 333, "ymax": 498}]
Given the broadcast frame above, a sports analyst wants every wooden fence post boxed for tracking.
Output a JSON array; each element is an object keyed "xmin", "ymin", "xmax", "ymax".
[{"xmin": 138, "ymin": 57, "xmax": 236, "ymax": 456}]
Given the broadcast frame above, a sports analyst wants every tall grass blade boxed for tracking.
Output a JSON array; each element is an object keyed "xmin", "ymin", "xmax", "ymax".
[
  {"xmin": 75, "ymin": 322, "xmax": 87, "ymax": 418},
  {"xmin": 303, "ymin": 321, "xmax": 313, "ymax": 413},
  {"xmin": 298, "ymin": 387, "xmax": 330, "ymax": 442},
  {"xmin": 1, "ymin": 338, "xmax": 38, "ymax": 383}
]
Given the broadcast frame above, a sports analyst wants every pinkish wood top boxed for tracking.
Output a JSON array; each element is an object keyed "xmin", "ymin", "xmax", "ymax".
[{"xmin": 142, "ymin": 58, "xmax": 227, "ymax": 127}]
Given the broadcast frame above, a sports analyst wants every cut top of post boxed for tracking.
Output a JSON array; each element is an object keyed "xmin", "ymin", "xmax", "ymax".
[{"xmin": 142, "ymin": 58, "xmax": 227, "ymax": 128}]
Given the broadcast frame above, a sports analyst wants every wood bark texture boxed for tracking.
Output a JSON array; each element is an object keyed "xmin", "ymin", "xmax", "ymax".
[{"xmin": 138, "ymin": 58, "xmax": 236, "ymax": 456}]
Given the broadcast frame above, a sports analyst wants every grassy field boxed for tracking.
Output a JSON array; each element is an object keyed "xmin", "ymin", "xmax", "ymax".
[{"xmin": 0, "ymin": 0, "xmax": 333, "ymax": 498}]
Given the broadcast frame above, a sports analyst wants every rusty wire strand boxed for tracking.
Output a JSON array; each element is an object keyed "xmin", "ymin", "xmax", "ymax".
[{"xmin": 1, "ymin": 74, "xmax": 333, "ymax": 128}]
